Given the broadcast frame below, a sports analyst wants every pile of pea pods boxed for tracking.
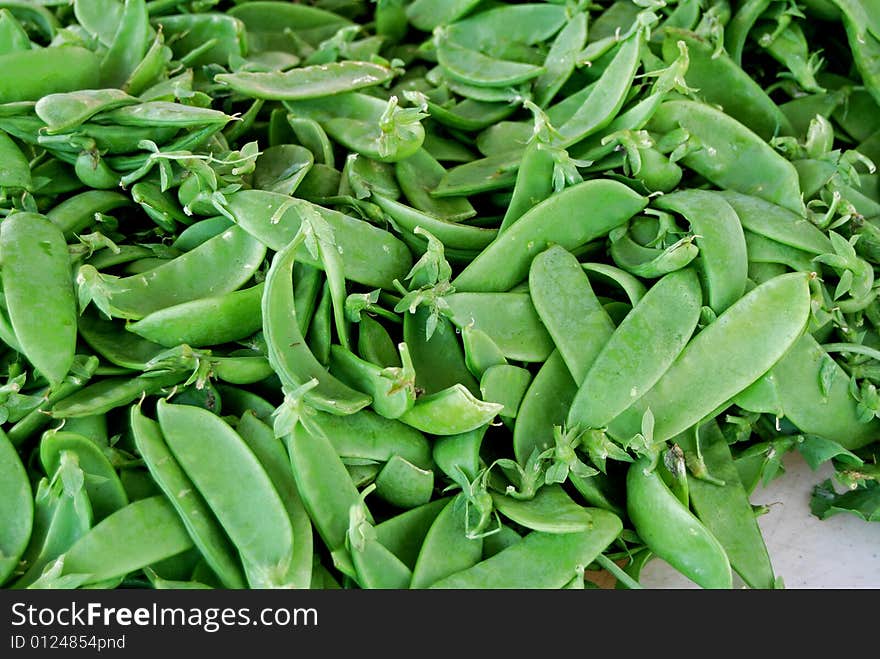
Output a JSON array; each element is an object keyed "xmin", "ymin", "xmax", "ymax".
[{"xmin": 0, "ymin": 0, "xmax": 879, "ymax": 592}]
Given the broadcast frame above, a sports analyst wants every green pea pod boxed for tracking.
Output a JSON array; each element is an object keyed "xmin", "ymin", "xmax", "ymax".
[
  {"xmin": 568, "ymin": 268, "xmax": 702, "ymax": 431},
  {"xmin": 533, "ymin": 10, "xmax": 589, "ymax": 107},
  {"xmin": 151, "ymin": 13, "xmax": 246, "ymax": 67},
  {"xmin": 445, "ymin": 3, "xmax": 567, "ymax": 53},
  {"xmin": 100, "ymin": 0, "xmax": 151, "ymax": 88},
  {"xmin": 432, "ymin": 151, "xmax": 520, "ymax": 197},
  {"xmin": 582, "ymin": 262, "xmax": 648, "ymax": 306},
  {"xmin": 626, "ymin": 456, "xmax": 732, "ymax": 589},
  {"xmin": 405, "ymin": 0, "xmax": 481, "ymax": 31},
  {"xmin": 654, "ymin": 190, "xmax": 749, "ymax": 314},
  {"xmin": 357, "ymin": 314, "xmax": 401, "ymax": 368},
  {"xmin": 49, "ymin": 371, "xmax": 186, "ymax": 419},
  {"xmin": 93, "ymin": 101, "xmax": 233, "ymax": 128},
  {"xmin": 131, "ymin": 181, "xmax": 193, "ymax": 232},
  {"xmin": 374, "ymin": 455, "xmax": 435, "ymax": 509},
  {"xmin": 124, "ymin": 27, "xmax": 172, "ymax": 96},
  {"xmin": 499, "ymin": 141, "xmax": 556, "ymax": 233},
  {"xmin": 0, "ymin": 212, "xmax": 78, "ymax": 387},
  {"xmin": 157, "ymin": 400, "xmax": 296, "ymax": 588},
  {"xmin": 0, "ymin": 129, "xmax": 29, "ymax": 190},
  {"xmin": 429, "ymin": 513, "xmax": 623, "ymax": 589},
  {"xmin": 410, "ymin": 494, "xmax": 484, "ymax": 589},
  {"xmin": 76, "ymin": 226, "xmax": 266, "ymax": 321},
  {"xmin": 126, "ymin": 283, "xmax": 264, "ymax": 348},
  {"xmin": 252, "ymin": 144, "xmax": 313, "ymax": 196},
  {"xmin": 130, "ymin": 405, "xmax": 247, "ymax": 590},
  {"xmin": 480, "ymin": 364, "xmax": 531, "ymax": 419},
  {"xmin": 399, "ymin": 384, "xmax": 503, "ymax": 436},
  {"xmin": 607, "ymin": 272, "xmax": 812, "ymax": 444},
  {"xmin": 39, "ymin": 431, "xmax": 128, "ymax": 523},
  {"xmin": 58, "ymin": 495, "xmax": 193, "ymax": 585},
  {"xmin": 45, "ymin": 189, "xmax": 130, "ymax": 239},
  {"xmin": 677, "ymin": 421, "xmax": 776, "ymax": 589},
  {"xmin": 432, "ymin": 427, "xmax": 486, "ymax": 484},
  {"xmin": 0, "ymin": 46, "xmax": 100, "ymax": 103},
  {"xmin": 262, "ymin": 230, "xmax": 371, "ymax": 416},
  {"xmin": 224, "ymin": 189, "xmax": 412, "ymax": 291},
  {"xmin": 647, "ymin": 100, "xmax": 806, "ymax": 216},
  {"xmin": 725, "ymin": 0, "xmax": 773, "ymax": 64},
  {"xmin": 529, "ymin": 245, "xmax": 617, "ymax": 383},
  {"xmin": 74, "ymin": 149, "xmax": 122, "ymax": 190},
  {"xmin": 404, "ymin": 308, "xmax": 480, "ymax": 397},
  {"xmin": 328, "ymin": 343, "xmax": 416, "ymax": 420},
  {"xmin": 216, "ymin": 61, "xmax": 396, "ymax": 100},
  {"xmin": 744, "ymin": 231, "xmax": 817, "ymax": 272},
  {"xmin": 77, "ymin": 311, "xmax": 165, "ymax": 371},
  {"xmin": 492, "ymin": 485, "xmax": 604, "ymax": 534},
  {"xmin": 609, "ymin": 230, "xmax": 700, "ymax": 279},
  {"xmin": 453, "ymin": 179, "xmax": 648, "ymax": 292},
  {"xmin": 0, "ymin": 8, "xmax": 30, "ymax": 56},
  {"xmin": 461, "ymin": 326, "xmax": 507, "ymax": 379},
  {"xmin": 374, "ymin": 498, "xmax": 449, "ymax": 570},
  {"xmin": 436, "ymin": 36, "xmax": 545, "ymax": 88},
  {"xmin": 394, "ymin": 148, "xmax": 476, "ymax": 222},
  {"xmin": 0, "ymin": 429, "xmax": 33, "ymax": 586}
]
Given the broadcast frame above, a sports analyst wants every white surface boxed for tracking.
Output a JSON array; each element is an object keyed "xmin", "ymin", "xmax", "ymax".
[{"xmin": 639, "ymin": 450, "xmax": 880, "ymax": 589}]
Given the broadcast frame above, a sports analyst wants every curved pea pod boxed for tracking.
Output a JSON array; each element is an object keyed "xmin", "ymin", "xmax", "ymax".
[
  {"xmin": 429, "ymin": 511, "xmax": 623, "ymax": 589},
  {"xmin": 480, "ymin": 364, "xmax": 531, "ymax": 420},
  {"xmin": 348, "ymin": 519, "xmax": 413, "ymax": 589},
  {"xmin": 0, "ymin": 129, "xmax": 30, "ymax": 190},
  {"xmin": 442, "ymin": 292, "xmax": 554, "ymax": 363},
  {"xmin": 156, "ymin": 400, "xmax": 297, "ymax": 588},
  {"xmin": 609, "ymin": 229, "xmax": 700, "ymax": 279},
  {"xmin": 307, "ymin": 407, "xmax": 433, "ymax": 471},
  {"xmin": 647, "ymin": 100, "xmax": 805, "ymax": 216},
  {"xmin": 126, "ymin": 282, "xmax": 264, "ymax": 348},
  {"xmin": 435, "ymin": 35, "xmax": 545, "ymax": 88},
  {"xmin": 224, "ymin": 189, "xmax": 412, "ymax": 291},
  {"xmin": 770, "ymin": 334, "xmax": 880, "ymax": 450},
  {"xmin": 410, "ymin": 494, "xmax": 484, "ymax": 589},
  {"xmin": 216, "ymin": 61, "xmax": 396, "ymax": 100},
  {"xmin": 57, "ymin": 495, "xmax": 193, "ymax": 586},
  {"xmin": 404, "ymin": 308, "xmax": 480, "ymax": 397},
  {"xmin": 370, "ymin": 193, "xmax": 495, "ymax": 254},
  {"xmin": 76, "ymin": 226, "xmax": 267, "ymax": 321},
  {"xmin": 285, "ymin": 92, "xmax": 425, "ymax": 163},
  {"xmin": 394, "ymin": 148, "xmax": 476, "ymax": 222},
  {"xmin": 228, "ymin": 1, "xmax": 353, "ymax": 52},
  {"xmin": 677, "ymin": 421, "xmax": 776, "ymax": 589},
  {"xmin": 744, "ymin": 231, "xmax": 817, "ymax": 272},
  {"xmin": 77, "ymin": 311, "xmax": 165, "ymax": 371},
  {"xmin": 533, "ymin": 10, "xmax": 589, "ymax": 107},
  {"xmin": 45, "ymin": 189, "xmax": 130, "ymax": 239},
  {"xmin": 654, "ymin": 190, "xmax": 749, "ymax": 314},
  {"xmin": 461, "ymin": 326, "xmax": 507, "ymax": 379},
  {"xmin": 492, "ymin": 485, "xmax": 605, "ymax": 534},
  {"xmin": 406, "ymin": 0, "xmax": 481, "ymax": 31},
  {"xmin": 0, "ymin": 212, "xmax": 77, "ymax": 387},
  {"xmin": 607, "ymin": 272, "xmax": 812, "ymax": 444},
  {"xmin": 39, "ymin": 431, "xmax": 128, "ymax": 524},
  {"xmin": 499, "ymin": 141, "xmax": 556, "ymax": 233},
  {"xmin": 262, "ymin": 232, "xmax": 371, "ymax": 416},
  {"xmin": 399, "ymin": 384, "xmax": 503, "ymax": 436},
  {"xmin": 0, "ymin": 9, "xmax": 31, "ymax": 55},
  {"xmin": 662, "ymin": 29, "xmax": 793, "ymax": 140},
  {"xmin": 252, "ymin": 144, "xmax": 313, "ymax": 196},
  {"xmin": 717, "ymin": 191, "xmax": 833, "ymax": 255},
  {"xmin": 725, "ymin": 0, "xmax": 773, "ymax": 64},
  {"xmin": 328, "ymin": 343, "xmax": 416, "ymax": 420},
  {"xmin": 146, "ymin": 12, "xmax": 244, "ymax": 67},
  {"xmin": 582, "ymin": 262, "xmax": 647, "ymax": 306},
  {"xmin": 130, "ymin": 405, "xmax": 247, "ymax": 590},
  {"xmin": 0, "ymin": 46, "xmax": 100, "ymax": 103},
  {"xmin": 49, "ymin": 371, "xmax": 186, "ymax": 419},
  {"xmin": 529, "ymin": 245, "xmax": 617, "ymax": 383},
  {"xmin": 627, "ymin": 456, "xmax": 732, "ymax": 589},
  {"xmin": 568, "ymin": 268, "xmax": 703, "ymax": 432},
  {"xmin": 374, "ymin": 498, "xmax": 449, "ymax": 570},
  {"xmin": 0, "ymin": 430, "xmax": 33, "ymax": 586},
  {"xmin": 374, "ymin": 455, "xmax": 435, "ymax": 509},
  {"xmin": 131, "ymin": 181, "xmax": 192, "ymax": 232},
  {"xmin": 357, "ymin": 314, "xmax": 401, "ymax": 368},
  {"xmin": 432, "ymin": 427, "xmax": 486, "ymax": 485},
  {"xmin": 432, "ymin": 151, "xmax": 520, "ymax": 197},
  {"xmin": 453, "ymin": 179, "xmax": 648, "ymax": 292}
]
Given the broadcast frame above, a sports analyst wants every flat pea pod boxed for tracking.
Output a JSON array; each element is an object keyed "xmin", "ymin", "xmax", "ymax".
[
  {"xmin": 653, "ymin": 190, "xmax": 749, "ymax": 314},
  {"xmin": 374, "ymin": 455, "xmax": 435, "ymax": 509},
  {"xmin": 348, "ymin": 515, "xmax": 413, "ymax": 589},
  {"xmin": 0, "ymin": 429, "xmax": 32, "ymax": 586},
  {"xmin": 76, "ymin": 226, "xmax": 266, "ymax": 321},
  {"xmin": 126, "ymin": 283, "xmax": 264, "ymax": 348},
  {"xmin": 582, "ymin": 262, "xmax": 648, "ymax": 306},
  {"xmin": 262, "ymin": 231, "xmax": 371, "ymax": 416},
  {"xmin": 499, "ymin": 141, "xmax": 556, "ymax": 233},
  {"xmin": 725, "ymin": 0, "xmax": 772, "ymax": 64},
  {"xmin": 35, "ymin": 88, "xmax": 138, "ymax": 134},
  {"xmin": 170, "ymin": 216, "xmax": 235, "ymax": 253},
  {"xmin": 58, "ymin": 495, "xmax": 193, "ymax": 585},
  {"xmin": 224, "ymin": 189, "xmax": 412, "ymax": 291},
  {"xmin": 328, "ymin": 344, "xmax": 416, "ymax": 420},
  {"xmin": 0, "ymin": 46, "xmax": 100, "ymax": 103},
  {"xmin": 607, "ymin": 272, "xmax": 812, "ymax": 444},
  {"xmin": 39, "ymin": 431, "xmax": 128, "ymax": 523},
  {"xmin": 529, "ymin": 245, "xmax": 617, "ymax": 383},
  {"xmin": 609, "ymin": 229, "xmax": 700, "ymax": 279},
  {"xmin": 432, "ymin": 426, "xmax": 486, "ymax": 484},
  {"xmin": 432, "ymin": 151, "xmax": 520, "ymax": 197},
  {"xmin": 442, "ymin": 292, "xmax": 555, "ymax": 363},
  {"xmin": 93, "ymin": 101, "xmax": 233, "ymax": 128},
  {"xmin": 405, "ymin": 0, "xmax": 481, "ymax": 31},
  {"xmin": 676, "ymin": 420, "xmax": 776, "ymax": 589},
  {"xmin": 435, "ymin": 36, "xmax": 545, "ymax": 88},
  {"xmin": 216, "ymin": 61, "xmax": 396, "ymax": 100},
  {"xmin": 480, "ymin": 364, "xmax": 531, "ymax": 419},
  {"xmin": 452, "ymin": 179, "xmax": 648, "ymax": 292},
  {"xmin": 461, "ymin": 326, "xmax": 507, "ymax": 379},
  {"xmin": 0, "ymin": 129, "xmax": 30, "ymax": 190},
  {"xmin": 228, "ymin": 1, "xmax": 353, "ymax": 51},
  {"xmin": 45, "ymin": 190, "xmax": 130, "ymax": 239},
  {"xmin": 157, "ymin": 400, "xmax": 297, "ymax": 588},
  {"xmin": 77, "ymin": 311, "xmax": 165, "ymax": 371},
  {"xmin": 626, "ymin": 456, "xmax": 732, "ymax": 589},
  {"xmin": 357, "ymin": 314, "xmax": 400, "ymax": 368},
  {"xmin": 0, "ymin": 8, "xmax": 31, "ymax": 55},
  {"xmin": 533, "ymin": 10, "xmax": 589, "ymax": 107},
  {"xmin": 429, "ymin": 513, "xmax": 623, "ymax": 589},
  {"xmin": 399, "ymin": 384, "xmax": 503, "ymax": 436},
  {"xmin": 647, "ymin": 100, "xmax": 806, "ymax": 216},
  {"xmin": 394, "ymin": 148, "xmax": 476, "ymax": 222},
  {"xmin": 744, "ymin": 230, "xmax": 818, "ymax": 272},
  {"xmin": 130, "ymin": 405, "xmax": 247, "ymax": 590},
  {"xmin": 374, "ymin": 498, "xmax": 449, "ymax": 570},
  {"xmin": 409, "ymin": 494, "xmax": 484, "ymax": 589},
  {"xmin": 568, "ymin": 268, "xmax": 702, "ymax": 431},
  {"xmin": 404, "ymin": 308, "xmax": 480, "ymax": 397},
  {"xmin": 252, "ymin": 144, "xmax": 313, "ymax": 196},
  {"xmin": 492, "ymin": 485, "xmax": 603, "ymax": 534},
  {"xmin": 49, "ymin": 371, "xmax": 186, "ymax": 419},
  {"xmin": 0, "ymin": 212, "xmax": 78, "ymax": 387}
]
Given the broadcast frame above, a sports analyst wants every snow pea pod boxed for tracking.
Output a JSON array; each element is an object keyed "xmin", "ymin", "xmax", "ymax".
[
  {"xmin": 533, "ymin": 10, "xmax": 588, "ymax": 107},
  {"xmin": 76, "ymin": 226, "xmax": 266, "ymax": 321},
  {"xmin": 374, "ymin": 455, "xmax": 434, "ymax": 509},
  {"xmin": 429, "ymin": 513, "xmax": 622, "ymax": 589},
  {"xmin": 529, "ymin": 245, "xmax": 617, "ymax": 384},
  {"xmin": 435, "ymin": 36, "xmax": 545, "ymax": 88},
  {"xmin": 394, "ymin": 148, "xmax": 476, "ymax": 222},
  {"xmin": 374, "ymin": 498, "xmax": 448, "ymax": 570},
  {"xmin": 0, "ymin": 429, "xmax": 32, "ymax": 586},
  {"xmin": 157, "ymin": 400, "xmax": 297, "ymax": 588},
  {"xmin": 224, "ymin": 189, "xmax": 412, "ymax": 291},
  {"xmin": 582, "ymin": 262, "xmax": 648, "ymax": 306},
  {"xmin": 45, "ymin": 189, "xmax": 130, "ymax": 239},
  {"xmin": 262, "ymin": 230, "xmax": 371, "ymax": 416},
  {"xmin": 607, "ymin": 272, "xmax": 812, "ymax": 444},
  {"xmin": 492, "ymin": 485, "xmax": 604, "ymax": 534},
  {"xmin": 403, "ymin": 308, "xmax": 480, "ymax": 397},
  {"xmin": 130, "ymin": 405, "xmax": 246, "ymax": 590},
  {"xmin": 150, "ymin": 12, "xmax": 245, "ymax": 67},
  {"xmin": 93, "ymin": 101, "xmax": 233, "ymax": 128},
  {"xmin": 328, "ymin": 344, "xmax": 416, "ymax": 420},
  {"xmin": 568, "ymin": 268, "xmax": 702, "ymax": 432},
  {"xmin": 126, "ymin": 282, "xmax": 264, "ymax": 348},
  {"xmin": 410, "ymin": 494, "xmax": 483, "ymax": 589},
  {"xmin": 252, "ymin": 144, "xmax": 313, "ymax": 196},
  {"xmin": 399, "ymin": 384, "xmax": 503, "ymax": 436},
  {"xmin": 58, "ymin": 495, "xmax": 193, "ymax": 585},
  {"xmin": 228, "ymin": 1, "xmax": 353, "ymax": 52},
  {"xmin": 453, "ymin": 179, "xmax": 648, "ymax": 292},
  {"xmin": 0, "ymin": 212, "xmax": 77, "ymax": 387},
  {"xmin": 480, "ymin": 364, "xmax": 531, "ymax": 420},
  {"xmin": 647, "ymin": 100, "xmax": 806, "ymax": 216},
  {"xmin": 432, "ymin": 151, "xmax": 520, "ymax": 197},
  {"xmin": 725, "ymin": 0, "xmax": 772, "ymax": 64},
  {"xmin": 77, "ymin": 311, "xmax": 165, "ymax": 371},
  {"xmin": 0, "ymin": 46, "xmax": 100, "ymax": 103},
  {"xmin": 216, "ymin": 61, "xmax": 396, "ymax": 100},
  {"xmin": 744, "ymin": 231, "xmax": 817, "ymax": 272},
  {"xmin": 499, "ymin": 141, "xmax": 556, "ymax": 233},
  {"xmin": 627, "ymin": 456, "xmax": 732, "ymax": 589},
  {"xmin": 0, "ymin": 129, "xmax": 30, "ymax": 190},
  {"xmin": 49, "ymin": 370, "xmax": 186, "ymax": 419}
]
